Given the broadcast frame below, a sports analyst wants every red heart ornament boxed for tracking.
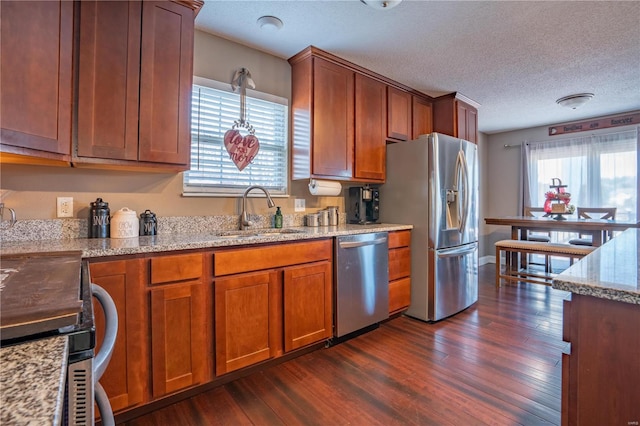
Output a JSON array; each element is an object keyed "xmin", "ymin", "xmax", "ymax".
[{"xmin": 223, "ymin": 129, "xmax": 260, "ymax": 171}]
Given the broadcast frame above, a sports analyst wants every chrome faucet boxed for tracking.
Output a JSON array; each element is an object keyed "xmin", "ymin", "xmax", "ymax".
[{"xmin": 240, "ymin": 185, "xmax": 276, "ymax": 230}]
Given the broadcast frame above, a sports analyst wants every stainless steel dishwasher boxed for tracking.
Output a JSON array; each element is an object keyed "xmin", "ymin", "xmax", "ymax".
[{"xmin": 334, "ymin": 232, "xmax": 389, "ymax": 337}]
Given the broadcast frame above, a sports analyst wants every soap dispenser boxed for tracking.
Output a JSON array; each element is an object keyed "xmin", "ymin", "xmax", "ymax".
[{"xmin": 274, "ymin": 206, "xmax": 283, "ymax": 229}]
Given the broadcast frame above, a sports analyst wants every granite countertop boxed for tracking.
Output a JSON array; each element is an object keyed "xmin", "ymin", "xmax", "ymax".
[
  {"xmin": 552, "ymin": 228, "xmax": 640, "ymax": 304},
  {"xmin": 0, "ymin": 223, "xmax": 413, "ymax": 258},
  {"xmin": 0, "ymin": 335, "xmax": 69, "ymax": 425}
]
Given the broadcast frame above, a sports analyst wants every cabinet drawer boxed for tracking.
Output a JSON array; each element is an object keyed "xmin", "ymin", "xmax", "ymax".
[
  {"xmin": 388, "ymin": 230, "xmax": 410, "ymax": 249},
  {"xmin": 389, "ymin": 277, "xmax": 411, "ymax": 314},
  {"xmin": 214, "ymin": 239, "xmax": 332, "ymax": 276},
  {"xmin": 150, "ymin": 253, "xmax": 203, "ymax": 285},
  {"xmin": 389, "ymin": 246, "xmax": 411, "ymax": 282}
]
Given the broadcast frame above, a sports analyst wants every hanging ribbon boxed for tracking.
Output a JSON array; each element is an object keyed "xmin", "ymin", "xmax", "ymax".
[{"xmin": 224, "ymin": 68, "xmax": 260, "ymax": 171}]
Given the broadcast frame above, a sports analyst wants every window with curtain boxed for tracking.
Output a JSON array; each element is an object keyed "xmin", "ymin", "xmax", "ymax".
[
  {"xmin": 524, "ymin": 128, "xmax": 639, "ymax": 221},
  {"xmin": 183, "ymin": 77, "xmax": 289, "ymax": 196}
]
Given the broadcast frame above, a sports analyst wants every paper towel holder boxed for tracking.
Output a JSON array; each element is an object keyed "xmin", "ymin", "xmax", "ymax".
[{"xmin": 308, "ymin": 178, "xmax": 342, "ymax": 196}]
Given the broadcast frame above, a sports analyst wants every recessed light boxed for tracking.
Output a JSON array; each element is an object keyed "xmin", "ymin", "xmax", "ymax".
[{"xmin": 257, "ymin": 16, "xmax": 283, "ymax": 31}]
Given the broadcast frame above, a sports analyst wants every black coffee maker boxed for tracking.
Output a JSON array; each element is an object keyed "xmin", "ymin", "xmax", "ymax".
[{"xmin": 347, "ymin": 186, "xmax": 380, "ymax": 224}]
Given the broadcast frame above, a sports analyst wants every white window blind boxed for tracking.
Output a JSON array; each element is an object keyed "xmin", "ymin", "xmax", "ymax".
[{"xmin": 184, "ymin": 77, "xmax": 288, "ymax": 196}]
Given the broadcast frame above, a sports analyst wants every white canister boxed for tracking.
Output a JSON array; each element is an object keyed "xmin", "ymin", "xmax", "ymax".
[{"xmin": 111, "ymin": 207, "xmax": 139, "ymax": 238}]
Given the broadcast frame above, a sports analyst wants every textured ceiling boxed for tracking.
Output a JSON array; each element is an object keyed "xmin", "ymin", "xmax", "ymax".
[{"xmin": 196, "ymin": 0, "xmax": 640, "ymax": 134}]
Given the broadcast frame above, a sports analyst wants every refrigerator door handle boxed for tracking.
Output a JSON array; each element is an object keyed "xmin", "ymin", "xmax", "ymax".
[
  {"xmin": 454, "ymin": 149, "xmax": 470, "ymax": 234},
  {"xmin": 437, "ymin": 242, "xmax": 478, "ymax": 258}
]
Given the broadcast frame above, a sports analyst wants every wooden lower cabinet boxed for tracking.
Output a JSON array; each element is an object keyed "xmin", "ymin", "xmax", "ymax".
[
  {"xmin": 150, "ymin": 281, "xmax": 211, "ymax": 398},
  {"xmin": 89, "ymin": 259, "xmax": 147, "ymax": 414},
  {"xmin": 90, "ymin": 251, "xmax": 212, "ymax": 417},
  {"xmin": 284, "ymin": 261, "xmax": 333, "ymax": 352},
  {"xmin": 214, "ymin": 239, "xmax": 333, "ymax": 375},
  {"xmin": 562, "ymin": 294, "xmax": 640, "ymax": 425},
  {"xmin": 388, "ymin": 230, "xmax": 411, "ymax": 314},
  {"xmin": 214, "ymin": 270, "xmax": 282, "ymax": 375}
]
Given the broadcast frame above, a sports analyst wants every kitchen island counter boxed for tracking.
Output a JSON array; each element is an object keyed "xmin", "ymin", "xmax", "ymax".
[
  {"xmin": 0, "ymin": 335, "xmax": 68, "ymax": 425},
  {"xmin": 552, "ymin": 227, "xmax": 639, "ymax": 304},
  {"xmin": 552, "ymin": 228, "xmax": 640, "ymax": 425},
  {"xmin": 0, "ymin": 223, "xmax": 412, "ymax": 258}
]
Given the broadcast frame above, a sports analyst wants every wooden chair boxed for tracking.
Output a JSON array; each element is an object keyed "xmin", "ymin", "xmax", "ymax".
[
  {"xmin": 523, "ymin": 207, "xmax": 551, "ymax": 271},
  {"xmin": 568, "ymin": 207, "xmax": 617, "ymax": 246}
]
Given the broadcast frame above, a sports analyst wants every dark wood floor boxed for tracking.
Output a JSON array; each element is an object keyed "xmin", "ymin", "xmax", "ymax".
[{"xmin": 124, "ymin": 264, "xmax": 568, "ymax": 426}]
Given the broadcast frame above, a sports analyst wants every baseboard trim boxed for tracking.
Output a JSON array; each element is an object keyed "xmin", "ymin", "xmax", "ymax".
[{"xmin": 480, "ymin": 255, "xmax": 495, "ymax": 265}]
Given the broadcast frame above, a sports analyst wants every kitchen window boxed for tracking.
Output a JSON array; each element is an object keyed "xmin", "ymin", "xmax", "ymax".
[
  {"xmin": 183, "ymin": 77, "xmax": 288, "ymax": 196},
  {"xmin": 524, "ymin": 127, "xmax": 639, "ymax": 222}
]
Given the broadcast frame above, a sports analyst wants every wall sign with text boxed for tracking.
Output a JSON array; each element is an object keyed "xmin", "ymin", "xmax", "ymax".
[{"xmin": 549, "ymin": 112, "xmax": 640, "ymax": 136}]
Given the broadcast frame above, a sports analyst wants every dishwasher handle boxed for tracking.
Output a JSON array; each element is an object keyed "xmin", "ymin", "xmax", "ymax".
[{"xmin": 338, "ymin": 236, "xmax": 388, "ymax": 249}]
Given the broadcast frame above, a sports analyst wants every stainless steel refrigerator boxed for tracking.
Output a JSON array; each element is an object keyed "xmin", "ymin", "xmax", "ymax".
[{"xmin": 381, "ymin": 133, "xmax": 478, "ymax": 321}]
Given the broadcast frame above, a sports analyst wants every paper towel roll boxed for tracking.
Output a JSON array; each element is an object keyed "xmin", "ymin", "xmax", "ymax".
[{"xmin": 308, "ymin": 179, "xmax": 342, "ymax": 196}]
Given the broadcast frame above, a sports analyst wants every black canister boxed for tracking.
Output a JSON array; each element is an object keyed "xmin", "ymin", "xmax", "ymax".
[
  {"xmin": 139, "ymin": 209, "xmax": 157, "ymax": 236},
  {"xmin": 89, "ymin": 198, "xmax": 110, "ymax": 238}
]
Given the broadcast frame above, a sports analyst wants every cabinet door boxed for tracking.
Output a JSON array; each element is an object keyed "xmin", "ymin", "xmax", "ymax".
[
  {"xmin": 215, "ymin": 271, "xmax": 282, "ymax": 375},
  {"xmin": 77, "ymin": 1, "xmax": 141, "ymax": 160},
  {"xmin": 312, "ymin": 57, "xmax": 354, "ymax": 178},
  {"xmin": 387, "ymin": 87, "xmax": 411, "ymax": 141},
  {"xmin": 354, "ymin": 74, "xmax": 386, "ymax": 181},
  {"xmin": 412, "ymin": 96, "xmax": 433, "ymax": 139},
  {"xmin": 90, "ymin": 259, "xmax": 147, "ymax": 413},
  {"xmin": 150, "ymin": 281, "xmax": 211, "ymax": 398},
  {"xmin": 456, "ymin": 100, "xmax": 478, "ymax": 143},
  {"xmin": 466, "ymin": 105, "xmax": 478, "ymax": 144},
  {"xmin": 138, "ymin": 1, "xmax": 194, "ymax": 166},
  {"xmin": 0, "ymin": 0, "xmax": 72, "ymax": 156},
  {"xmin": 283, "ymin": 261, "xmax": 333, "ymax": 352}
]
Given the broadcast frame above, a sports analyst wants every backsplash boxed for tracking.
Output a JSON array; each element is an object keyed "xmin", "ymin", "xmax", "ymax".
[{"xmin": 0, "ymin": 213, "xmax": 344, "ymax": 242}]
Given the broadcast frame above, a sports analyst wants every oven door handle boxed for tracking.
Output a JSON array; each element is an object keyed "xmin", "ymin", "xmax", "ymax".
[{"xmin": 92, "ymin": 283, "xmax": 118, "ymax": 381}]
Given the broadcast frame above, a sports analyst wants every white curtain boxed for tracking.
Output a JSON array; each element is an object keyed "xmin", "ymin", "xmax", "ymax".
[{"xmin": 523, "ymin": 127, "xmax": 639, "ymax": 222}]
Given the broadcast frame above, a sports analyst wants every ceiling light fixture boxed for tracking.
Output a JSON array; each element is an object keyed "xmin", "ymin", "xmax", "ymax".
[
  {"xmin": 257, "ymin": 16, "xmax": 283, "ymax": 31},
  {"xmin": 360, "ymin": 0, "xmax": 402, "ymax": 10},
  {"xmin": 556, "ymin": 93, "xmax": 594, "ymax": 110}
]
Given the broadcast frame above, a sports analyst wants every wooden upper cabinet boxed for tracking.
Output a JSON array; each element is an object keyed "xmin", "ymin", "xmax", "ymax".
[
  {"xmin": 138, "ymin": 1, "xmax": 195, "ymax": 166},
  {"xmin": 77, "ymin": 0, "xmax": 196, "ymax": 168},
  {"xmin": 387, "ymin": 87, "xmax": 411, "ymax": 141},
  {"xmin": 412, "ymin": 96, "xmax": 433, "ymax": 139},
  {"xmin": 433, "ymin": 93, "xmax": 479, "ymax": 143},
  {"xmin": 0, "ymin": 0, "xmax": 73, "ymax": 159},
  {"xmin": 77, "ymin": 1, "xmax": 142, "ymax": 161},
  {"xmin": 311, "ymin": 57, "xmax": 354, "ymax": 179},
  {"xmin": 355, "ymin": 74, "xmax": 386, "ymax": 181},
  {"xmin": 290, "ymin": 53, "xmax": 354, "ymax": 180},
  {"xmin": 458, "ymin": 101, "xmax": 478, "ymax": 143}
]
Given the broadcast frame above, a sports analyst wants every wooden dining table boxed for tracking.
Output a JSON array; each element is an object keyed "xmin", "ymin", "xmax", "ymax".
[{"xmin": 485, "ymin": 216, "xmax": 640, "ymax": 247}]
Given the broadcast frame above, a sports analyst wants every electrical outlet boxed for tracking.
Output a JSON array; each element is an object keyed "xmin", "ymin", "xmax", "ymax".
[
  {"xmin": 294, "ymin": 198, "xmax": 306, "ymax": 212},
  {"xmin": 57, "ymin": 197, "xmax": 73, "ymax": 218}
]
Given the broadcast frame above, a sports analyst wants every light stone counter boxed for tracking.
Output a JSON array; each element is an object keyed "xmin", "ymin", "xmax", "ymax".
[
  {"xmin": 552, "ymin": 228, "xmax": 640, "ymax": 304},
  {"xmin": 0, "ymin": 223, "xmax": 413, "ymax": 258},
  {"xmin": 0, "ymin": 335, "xmax": 68, "ymax": 425}
]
